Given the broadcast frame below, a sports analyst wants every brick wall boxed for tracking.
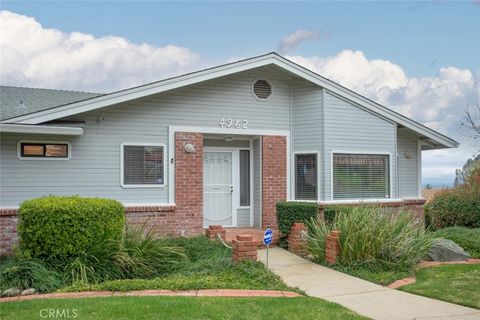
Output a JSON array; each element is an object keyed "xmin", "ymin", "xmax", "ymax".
[
  {"xmin": 174, "ymin": 132, "xmax": 204, "ymax": 235},
  {"xmin": 0, "ymin": 210, "xmax": 18, "ymax": 256},
  {"xmin": 261, "ymin": 135, "xmax": 287, "ymax": 229}
]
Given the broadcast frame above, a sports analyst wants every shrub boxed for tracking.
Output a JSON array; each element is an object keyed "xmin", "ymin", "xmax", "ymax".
[
  {"xmin": 307, "ymin": 206, "xmax": 432, "ymax": 270},
  {"xmin": 276, "ymin": 201, "xmax": 318, "ymax": 234},
  {"xmin": 425, "ymin": 187, "xmax": 480, "ymax": 230},
  {"xmin": 18, "ymin": 196, "xmax": 125, "ymax": 258},
  {"xmin": 431, "ymin": 227, "xmax": 480, "ymax": 258},
  {"xmin": 323, "ymin": 206, "xmax": 354, "ymax": 223},
  {"xmin": 0, "ymin": 256, "xmax": 63, "ymax": 293}
]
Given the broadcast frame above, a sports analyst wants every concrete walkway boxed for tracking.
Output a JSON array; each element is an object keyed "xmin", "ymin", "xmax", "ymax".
[{"xmin": 259, "ymin": 247, "xmax": 480, "ymax": 320}]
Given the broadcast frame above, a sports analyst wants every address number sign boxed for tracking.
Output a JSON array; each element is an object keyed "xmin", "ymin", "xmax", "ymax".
[{"xmin": 219, "ymin": 118, "xmax": 248, "ymax": 129}]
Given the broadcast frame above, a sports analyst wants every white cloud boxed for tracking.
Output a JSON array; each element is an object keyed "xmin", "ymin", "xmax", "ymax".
[
  {"xmin": 286, "ymin": 50, "xmax": 479, "ymax": 186},
  {"xmin": 0, "ymin": 10, "xmax": 204, "ymax": 92},
  {"xmin": 278, "ymin": 30, "xmax": 319, "ymax": 54}
]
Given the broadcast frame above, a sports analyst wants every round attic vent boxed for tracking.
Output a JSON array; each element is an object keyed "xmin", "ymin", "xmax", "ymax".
[{"xmin": 252, "ymin": 79, "xmax": 272, "ymax": 100}]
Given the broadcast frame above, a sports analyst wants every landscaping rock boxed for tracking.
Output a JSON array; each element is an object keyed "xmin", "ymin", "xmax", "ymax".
[
  {"xmin": 428, "ymin": 238, "xmax": 470, "ymax": 261},
  {"xmin": 21, "ymin": 288, "xmax": 36, "ymax": 296},
  {"xmin": 1, "ymin": 287, "xmax": 21, "ymax": 297}
]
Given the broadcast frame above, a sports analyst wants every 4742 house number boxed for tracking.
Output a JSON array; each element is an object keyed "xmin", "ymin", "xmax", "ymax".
[{"xmin": 219, "ymin": 118, "xmax": 248, "ymax": 129}]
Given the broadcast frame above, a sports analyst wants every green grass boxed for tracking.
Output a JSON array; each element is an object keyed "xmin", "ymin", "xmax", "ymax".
[
  {"xmin": 400, "ymin": 264, "xmax": 480, "ymax": 309},
  {"xmin": 430, "ymin": 227, "xmax": 480, "ymax": 258},
  {"xmin": 329, "ymin": 264, "xmax": 412, "ymax": 286},
  {"xmin": 0, "ymin": 296, "xmax": 368, "ymax": 320}
]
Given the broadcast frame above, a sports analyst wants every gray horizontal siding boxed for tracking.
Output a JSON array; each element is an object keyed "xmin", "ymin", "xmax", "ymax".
[
  {"xmin": 323, "ymin": 91, "xmax": 397, "ymax": 200},
  {"xmin": 398, "ymin": 130, "xmax": 420, "ymax": 197},
  {"xmin": 0, "ymin": 68, "xmax": 291, "ymax": 207}
]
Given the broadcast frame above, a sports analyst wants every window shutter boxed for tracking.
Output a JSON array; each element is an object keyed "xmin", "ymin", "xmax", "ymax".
[
  {"xmin": 295, "ymin": 154, "xmax": 317, "ymax": 200},
  {"xmin": 333, "ymin": 154, "xmax": 390, "ymax": 200},
  {"xmin": 124, "ymin": 145, "xmax": 164, "ymax": 185}
]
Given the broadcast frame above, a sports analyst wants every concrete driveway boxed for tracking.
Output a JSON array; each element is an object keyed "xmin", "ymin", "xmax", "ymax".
[{"xmin": 259, "ymin": 247, "xmax": 480, "ymax": 320}]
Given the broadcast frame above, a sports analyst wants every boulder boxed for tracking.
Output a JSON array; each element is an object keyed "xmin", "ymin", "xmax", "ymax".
[
  {"xmin": 20, "ymin": 288, "xmax": 36, "ymax": 296},
  {"xmin": 428, "ymin": 238, "xmax": 470, "ymax": 261},
  {"xmin": 1, "ymin": 287, "xmax": 21, "ymax": 297}
]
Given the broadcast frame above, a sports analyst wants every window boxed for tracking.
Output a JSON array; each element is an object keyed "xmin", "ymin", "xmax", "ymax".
[
  {"xmin": 122, "ymin": 144, "xmax": 164, "ymax": 187},
  {"xmin": 239, "ymin": 150, "xmax": 250, "ymax": 206},
  {"xmin": 19, "ymin": 142, "xmax": 69, "ymax": 159},
  {"xmin": 295, "ymin": 153, "xmax": 317, "ymax": 200},
  {"xmin": 333, "ymin": 153, "xmax": 390, "ymax": 200}
]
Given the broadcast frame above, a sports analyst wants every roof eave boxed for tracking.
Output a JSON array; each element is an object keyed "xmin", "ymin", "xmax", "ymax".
[{"xmin": 0, "ymin": 124, "xmax": 83, "ymax": 135}]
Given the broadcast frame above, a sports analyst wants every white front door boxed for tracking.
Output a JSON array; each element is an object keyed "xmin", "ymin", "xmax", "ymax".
[{"xmin": 203, "ymin": 151, "xmax": 234, "ymax": 227}]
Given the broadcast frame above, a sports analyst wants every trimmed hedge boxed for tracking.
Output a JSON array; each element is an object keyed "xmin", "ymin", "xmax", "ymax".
[
  {"xmin": 18, "ymin": 196, "xmax": 125, "ymax": 258},
  {"xmin": 425, "ymin": 187, "xmax": 480, "ymax": 230},
  {"xmin": 276, "ymin": 201, "xmax": 318, "ymax": 234}
]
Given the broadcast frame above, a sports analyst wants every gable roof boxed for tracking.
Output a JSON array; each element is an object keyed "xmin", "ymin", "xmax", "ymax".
[
  {"xmin": 0, "ymin": 86, "xmax": 103, "ymax": 121},
  {"xmin": 0, "ymin": 53, "xmax": 458, "ymax": 149}
]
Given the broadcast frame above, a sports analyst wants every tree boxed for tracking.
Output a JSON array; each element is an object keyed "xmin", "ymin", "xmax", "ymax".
[
  {"xmin": 461, "ymin": 97, "xmax": 480, "ymax": 142},
  {"xmin": 454, "ymin": 154, "xmax": 480, "ymax": 186},
  {"xmin": 425, "ymin": 183, "xmax": 433, "ymax": 189}
]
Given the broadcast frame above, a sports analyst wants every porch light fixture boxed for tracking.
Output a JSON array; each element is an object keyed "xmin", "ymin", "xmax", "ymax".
[
  {"xmin": 224, "ymin": 135, "xmax": 234, "ymax": 142},
  {"xmin": 184, "ymin": 143, "xmax": 195, "ymax": 153}
]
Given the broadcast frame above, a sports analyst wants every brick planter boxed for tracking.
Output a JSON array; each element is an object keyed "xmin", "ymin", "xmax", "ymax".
[
  {"xmin": 326, "ymin": 230, "xmax": 341, "ymax": 265},
  {"xmin": 288, "ymin": 222, "xmax": 308, "ymax": 258},
  {"xmin": 206, "ymin": 225, "xmax": 226, "ymax": 240},
  {"xmin": 232, "ymin": 234, "xmax": 258, "ymax": 263}
]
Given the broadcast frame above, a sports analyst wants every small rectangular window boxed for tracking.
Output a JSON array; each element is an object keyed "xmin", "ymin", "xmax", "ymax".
[
  {"xmin": 20, "ymin": 142, "xmax": 69, "ymax": 159},
  {"xmin": 295, "ymin": 153, "xmax": 317, "ymax": 200},
  {"xmin": 122, "ymin": 144, "xmax": 164, "ymax": 186},
  {"xmin": 239, "ymin": 150, "xmax": 250, "ymax": 206},
  {"xmin": 333, "ymin": 153, "xmax": 390, "ymax": 200}
]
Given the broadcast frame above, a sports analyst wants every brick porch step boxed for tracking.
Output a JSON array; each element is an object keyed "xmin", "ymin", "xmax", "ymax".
[{"xmin": 224, "ymin": 228, "xmax": 280, "ymax": 248}]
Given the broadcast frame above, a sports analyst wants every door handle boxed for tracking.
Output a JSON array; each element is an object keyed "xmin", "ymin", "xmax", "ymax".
[{"xmin": 230, "ymin": 185, "xmax": 233, "ymax": 193}]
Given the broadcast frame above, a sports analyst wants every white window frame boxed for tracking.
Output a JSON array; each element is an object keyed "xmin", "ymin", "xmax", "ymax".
[
  {"xmin": 17, "ymin": 140, "xmax": 72, "ymax": 161},
  {"xmin": 293, "ymin": 151, "xmax": 320, "ymax": 201},
  {"xmin": 330, "ymin": 150, "xmax": 393, "ymax": 201},
  {"xmin": 120, "ymin": 142, "xmax": 166, "ymax": 188}
]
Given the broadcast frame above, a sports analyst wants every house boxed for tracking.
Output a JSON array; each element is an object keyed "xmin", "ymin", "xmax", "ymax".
[{"xmin": 0, "ymin": 53, "xmax": 458, "ymax": 254}]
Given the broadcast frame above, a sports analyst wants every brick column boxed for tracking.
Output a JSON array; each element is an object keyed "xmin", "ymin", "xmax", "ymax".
[
  {"xmin": 232, "ymin": 234, "xmax": 258, "ymax": 263},
  {"xmin": 261, "ymin": 136, "xmax": 287, "ymax": 229},
  {"xmin": 288, "ymin": 222, "xmax": 308, "ymax": 258},
  {"xmin": 206, "ymin": 225, "xmax": 225, "ymax": 240},
  {"xmin": 174, "ymin": 132, "xmax": 204, "ymax": 236},
  {"xmin": 326, "ymin": 230, "xmax": 341, "ymax": 265},
  {"xmin": 0, "ymin": 209, "xmax": 19, "ymax": 256}
]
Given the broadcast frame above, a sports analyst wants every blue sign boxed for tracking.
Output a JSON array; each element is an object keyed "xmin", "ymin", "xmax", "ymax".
[{"xmin": 263, "ymin": 228, "xmax": 273, "ymax": 246}]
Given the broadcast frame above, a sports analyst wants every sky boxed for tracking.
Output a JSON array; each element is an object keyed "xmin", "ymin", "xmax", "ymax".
[{"xmin": 1, "ymin": 1, "xmax": 479, "ymax": 187}]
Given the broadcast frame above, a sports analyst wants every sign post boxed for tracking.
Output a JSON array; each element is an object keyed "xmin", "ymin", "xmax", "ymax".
[{"xmin": 263, "ymin": 228, "xmax": 273, "ymax": 268}]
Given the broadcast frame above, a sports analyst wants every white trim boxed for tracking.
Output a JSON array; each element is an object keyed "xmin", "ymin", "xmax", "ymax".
[
  {"xmin": 251, "ymin": 78, "xmax": 273, "ymax": 101},
  {"xmin": 319, "ymin": 198, "xmax": 408, "ymax": 205},
  {"xmin": 17, "ymin": 140, "xmax": 72, "ymax": 161},
  {"xmin": 168, "ymin": 125, "xmax": 290, "ymax": 204},
  {"xmin": 330, "ymin": 150, "xmax": 394, "ymax": 201},
  {"xmin": 123, "ymin": 203, "xmax": 176, "ymax": 207},
  {"xmin": 5, "ymin": 53, "xmax": 457, "ymax": 149},
  {"xmin": 1, "ymin": 124, "xmax": 83, "ymax": 135},
  {"xmin": 120, "ymin": 142, "xmax": 167, "ymax": 188},
  {"xmin": 293, "ymin": 151, "xmax": 320, "ymax": 201},
  {"xmin": 417, "ymin": 140, "xmax": 423, "ymax": 197},
  {"xmin": 249, "ymin": 139, "xmax": 254, "ymax": 227}
]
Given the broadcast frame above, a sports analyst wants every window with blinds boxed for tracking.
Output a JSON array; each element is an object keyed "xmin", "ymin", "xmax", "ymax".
[
  {"xmin": 333, "ymin": 153, "xmax": 390, "ymax": 200},
  {"xmin": 295, "ymin": 153, "xmax": 317, "ymax": 200},
  {"xmin": 123, "ymin": 145, "xmax": 164, "ymax": 186}
]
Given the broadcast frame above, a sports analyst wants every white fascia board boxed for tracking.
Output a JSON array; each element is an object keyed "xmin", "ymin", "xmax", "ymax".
[
  {"xmin": 268, "ymin": 58, "xmax": 459, "ymax": 149},
  {"xmin": 7, "ymin": 56, "xmax": 278, "ymax": 125},
  {"xmin": 5, "ymin": 53, "xmax": 458, "ymax": 149},
  {"xmin": 0, "ymin": 124, "xmax": 83, "ymax": 135}
]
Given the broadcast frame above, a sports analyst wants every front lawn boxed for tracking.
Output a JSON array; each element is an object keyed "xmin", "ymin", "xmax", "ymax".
[
  {"xmin": 329, "ymin": 264, "xmax": 411, "ymax": 286},
  {"xmin": 0, "ymin": 296, "xmax": 368, "ymax": 320},
  {"xmin": 400, "ymin": 264, "xmax": 480, "ymax": 309}
]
